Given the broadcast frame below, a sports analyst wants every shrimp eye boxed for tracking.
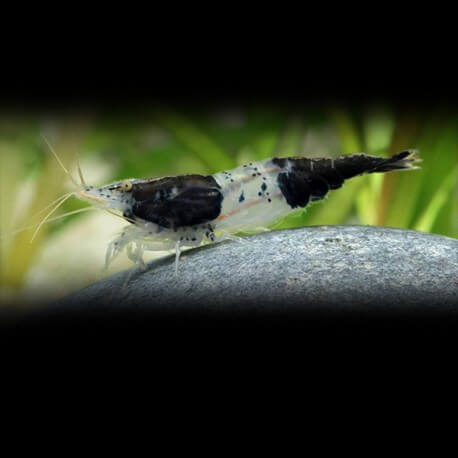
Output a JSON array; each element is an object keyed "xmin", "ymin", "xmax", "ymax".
[{"xmin": 121, "ymin": 180, "xmax": 133, "ymax": 192}]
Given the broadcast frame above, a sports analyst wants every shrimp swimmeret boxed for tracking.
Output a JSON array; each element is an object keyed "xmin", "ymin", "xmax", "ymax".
[{"xmin": 34, "ymin": 144, "xmax": 421, "ymax": 277}]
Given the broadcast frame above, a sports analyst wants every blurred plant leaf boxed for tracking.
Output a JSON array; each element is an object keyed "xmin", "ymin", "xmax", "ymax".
[
  {"xmin": 363, "ymin": 106, "xmax": 395, "ymax": 153},
  {"xmin": 431, "ymin": 185, "xmax": 457, "ymax": 238},
  {"xmin": 377, "ymin": 111, "xmax": 424, "ymax": 228},
  {"xmin": 414, "ymin": 163, "xmax": 458, "ymax": 234},
  {"xmin": 153, "ymin": 110, "xmax": 235, "ymax": 172}
]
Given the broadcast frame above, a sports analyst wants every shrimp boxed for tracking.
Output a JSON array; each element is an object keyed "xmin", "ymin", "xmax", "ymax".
[{"xmin": 33, "ymin": 143, "xmax": 421, "ymax": 280}]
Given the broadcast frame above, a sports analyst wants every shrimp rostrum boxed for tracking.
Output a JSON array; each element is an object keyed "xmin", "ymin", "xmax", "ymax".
[{"xmin": 42, "ymin": 147, "xmax": 421, "ymax": 276}]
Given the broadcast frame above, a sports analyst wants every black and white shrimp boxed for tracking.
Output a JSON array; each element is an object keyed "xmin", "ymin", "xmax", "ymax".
[{"xmin": 34, "ymin": 147, "xmax": 421, "ymax": 277}]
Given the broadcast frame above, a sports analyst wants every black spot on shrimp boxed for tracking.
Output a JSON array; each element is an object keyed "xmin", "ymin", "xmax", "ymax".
[
  {"xmin": 131, "ymin": 175, "xmax": 223, "ymax": 229},
  {"xmin": 277, "ymin": 171, "xmax": 311, "ymax": 208},
  {"xmin": 275, "ymin": 159, "xmax": 333, "ymax": 207},
  {"xmin": 272, "ymin": 157, "xmax": 289, "ymax": 168},
  {"xmin": 239, "ymin": 191, "xmax": 245, "ymax": 203},
  {"xmin": 295, "ymin": 158, "xmax": 344, "ymax": 190},
  {"xmin": 307, "ymin": 175, "xmax": 329, "ymax": 201}
]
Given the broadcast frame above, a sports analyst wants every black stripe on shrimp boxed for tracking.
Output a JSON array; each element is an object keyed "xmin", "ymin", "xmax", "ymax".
[{"xmin": 272, "ymin": 150, "xmax": 419, "ymax": 209}]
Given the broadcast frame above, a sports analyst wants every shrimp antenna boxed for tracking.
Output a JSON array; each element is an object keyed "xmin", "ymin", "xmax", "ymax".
[
  {"xmin": 76, "ymin": 155, "xmax": 88, "ymax": 187},
  {"xmin": 4, "ymin": 206, "xmax": 95, "ymax": 239},
  {"xmin": 40, "ymin": 133, "xmax": 80, "ymax": 188},
  {"xmin": 30, "ymin": 193, "xmax": 74, "ymax": 243},
  {"xmin": 27, "ymin": 191, "xmax": 74, "ymax": 221},
  {"xmin": 1, "ymin": 191, "xmax": 73, "ymax": 241}
]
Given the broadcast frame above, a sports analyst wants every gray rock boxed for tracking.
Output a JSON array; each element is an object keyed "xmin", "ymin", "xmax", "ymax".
[{"xmin": 58, "ymin": 225, "xmax": 458, "ymax": 312}]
